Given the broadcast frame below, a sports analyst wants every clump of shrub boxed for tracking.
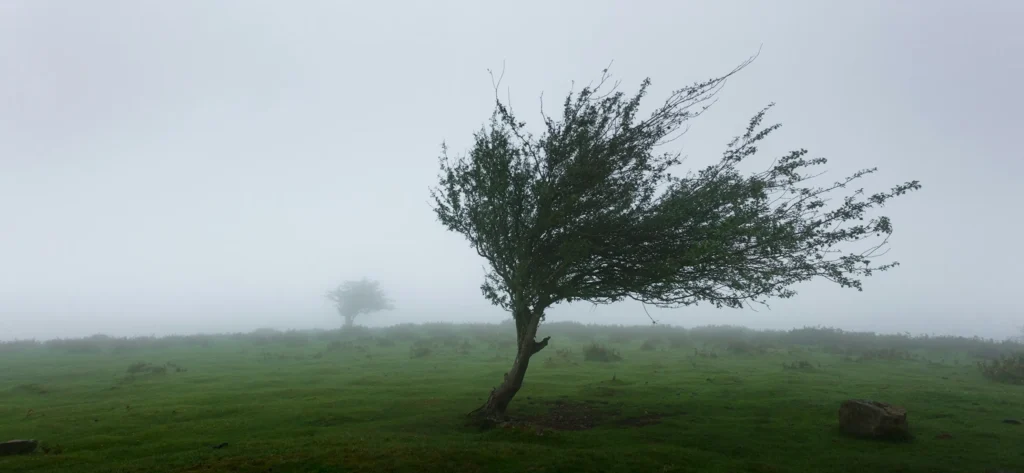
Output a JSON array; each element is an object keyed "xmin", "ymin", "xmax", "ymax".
[
  {"xmin": 858, "ymin": 348, "xmax": 914, "ymax": 362},
  {"xmin": 977, "ymin": 352, "xmax": 1024, "ymax": 385},
  {"xmin": 783, "ymin": 360, "xmax": 815, "ymax": 371},
  {"xmin": 640, "ymin": 338, "xmax": 662, "ymax": 351},
  {"xmin": 274, "ymin": 330, "xmax": 310, "ymax": 347},
  {"xmin": 126, "ymin": 362, "xmax": 167, "ymax": 375},
  {"xmin": 39, "ymin": 442, "xmax": 64, "ymax": 455},
  {"xmin": 325, "ymin": 340, "xmax": 366, "ymax": 353},
  {"xmin": 260, "ymin": 351, "xmax": 305, "ymax": 361},
  {"xmin": 381, "ymin": 324, "xmax": 421, "ymax": 342},
  {"xmin": 608, "ymin": 332, "xmax": 635, "ymax": 344},
  {"xmin": 429, "ymin": 334, "xmax": 462, "ymax": 348},
  {"xmin": 583, "ymin": 343, "xmax": 622, "ymax": 362},
  {"xmin": 693, "ymin": 347, "xmax": 719, "ymax": 358},
  {"xmin": 667, "ymin": 334, "xmax": 690, "ymax": 349},
  {"xmin": 725, "ymin": 339, "xmax": 769, "ymax": 355},
  {"xmin": 410, "ymin": 346, "xmax": 432, "ymax": 359},
  {"xmin": 0, "ymin": 339, "xmax": 41, "ymax": 353},
  {"xmin": 45, "ymin": 336, "xmax": 107, "ymax": 354},
  {"xmin": 544, "ymin": 348, "xmax": 578, "ymax": 366}
]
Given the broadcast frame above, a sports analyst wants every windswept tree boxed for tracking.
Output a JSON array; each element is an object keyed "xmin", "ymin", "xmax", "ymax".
[
  {"xmin": 325, "ymin": 278, "xmax": 394, "ymax": 328},
  {"xmin": 430, "ymin": 58, "xmax": 920, "ymax": 421}
]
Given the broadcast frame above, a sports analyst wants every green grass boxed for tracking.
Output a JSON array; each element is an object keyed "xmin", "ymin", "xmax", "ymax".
[{"xmin": 1, "ymin": 328, "xmax": 1022, "ymax": 473}]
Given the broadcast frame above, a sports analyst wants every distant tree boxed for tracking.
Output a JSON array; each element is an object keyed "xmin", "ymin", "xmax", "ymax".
[
  {"xmin": 430, "ymin": 57, "xmax": 920, "ymax": 421},
  {"xmin": 325, "ymin": 278, "xmax": 394, "ymax": 328}
]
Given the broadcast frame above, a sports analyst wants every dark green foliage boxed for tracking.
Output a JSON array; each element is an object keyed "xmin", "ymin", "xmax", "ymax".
[
  {"xmin": 693, "ymin": 347, "xmax": 719, "ymax": 359},
  {"xmin": 384, "ymin": 324, "xmax": 422, "ymax": 342},
  {"xmin": 251, "ymin": 330, "xmax": 310, "ymax": 348},
  {"xmin": 857, "ymin": 348, "xmax": 915, "ymax": 362},
  {"xmin": 126, "ymin": 362, "xmax": 167, "ymax": 375},
  {"xmin": 45, "ymin": 335, "xmax": 108, "ymax": 354},
  {"xmin": 0, "ymin": 339, "xmax": 41, "ymax": 353},
  {"xmin": 977, "ymin": 352, "xmax": 1024, "ymax": 384},
  {"xmin": 583, "ymin": 343, "xmax": 622, "ymax": 362},
  {"xmin": 608, "ymin": 332, "xmax": 635, "ymax": 344},
  {"xmin": 431, "ymin": 60, "xmax": 919, "ymax": 319},
  {"xmin": 783, "ymin": 360, "xmax": 815, "ymax": 371},
  {"xmin": 725, "ymin": 339, "xmax": 772, "ymax": 355},
  {"xmin": 640, "ymin": 338, "xmax": 662, "ymax": 351},
  {"xmin": 410, "ymin": 346, "xmax": 432, "ymax": 359},
  {"xmin": 324, "ymin": 340, "xmax": 347, "ymax": 353},
  {"xmin": 667, "ymin": 333, "xmax": 690, "ymax": 349}
]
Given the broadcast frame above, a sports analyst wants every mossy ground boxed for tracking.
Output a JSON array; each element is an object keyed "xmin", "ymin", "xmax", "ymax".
[{"xmin": 1, "ymin": 326, "xmax": 1022, "ymax": 473}]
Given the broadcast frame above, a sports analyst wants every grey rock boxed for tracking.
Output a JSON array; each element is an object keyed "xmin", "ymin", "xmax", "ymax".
[{"xmin": 838, "ymin": 399, "xmax": 910, "ymax": 440}]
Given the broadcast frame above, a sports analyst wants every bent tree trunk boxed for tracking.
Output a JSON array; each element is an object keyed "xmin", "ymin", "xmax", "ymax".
[{"xmin": 471, "ymin": 310, "xmax": 550, "ymax": 421}]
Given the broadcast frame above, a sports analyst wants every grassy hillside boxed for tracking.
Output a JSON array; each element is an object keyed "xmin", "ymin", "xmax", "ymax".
[{"xmin": 1, "ymin": 323, "xmax": 1022, "ymax": 473}]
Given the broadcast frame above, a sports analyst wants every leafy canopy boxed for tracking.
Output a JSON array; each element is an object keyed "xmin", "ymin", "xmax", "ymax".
[
  {"xmin": 326, "ymin": 278, "xmax": 394, "ymax": 317},
  {"xmin": 430, "ymin": 61, "xmax": 920, "ymax": 319}
]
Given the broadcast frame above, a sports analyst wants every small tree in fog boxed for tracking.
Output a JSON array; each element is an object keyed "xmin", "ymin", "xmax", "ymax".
[
  {"xmin": 430, "ymin": 57, "xmax": 920, "ymax": 421},
  {"xmin": 326, "ymin": 278, "xmax": 394, "ymax": 329}
]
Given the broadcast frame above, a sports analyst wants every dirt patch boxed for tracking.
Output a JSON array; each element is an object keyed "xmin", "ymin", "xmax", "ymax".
[{"xmin": 526, "ymin": 400, "xmax": 619, "ymax": 431}]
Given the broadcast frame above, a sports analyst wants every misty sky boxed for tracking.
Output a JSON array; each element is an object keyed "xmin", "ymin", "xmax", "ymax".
[{"xmin": 2, "ymin": 1, "xmax": 1022, "ymax": 341}]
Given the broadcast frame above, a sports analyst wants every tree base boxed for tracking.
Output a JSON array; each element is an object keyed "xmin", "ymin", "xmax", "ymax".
[{"xmin": 466, "ymin": 398, "xmax": 511, "ymax": 430}]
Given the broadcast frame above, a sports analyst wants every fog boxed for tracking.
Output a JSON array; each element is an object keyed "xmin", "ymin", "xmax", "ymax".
[{"xmin": 1, "ymin": 1, "xmax": 1021, "ymax": 341}]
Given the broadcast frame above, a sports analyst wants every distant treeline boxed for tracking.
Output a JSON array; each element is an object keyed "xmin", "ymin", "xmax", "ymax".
[{"xmin": 2, "ymin": 321, "xmax": 1020, "ymax": 360}]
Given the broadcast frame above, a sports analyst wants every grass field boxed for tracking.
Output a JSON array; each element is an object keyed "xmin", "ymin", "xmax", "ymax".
[{"xmin": 2, "ymin": 323, "xmax": 1022, "ymax": 473}]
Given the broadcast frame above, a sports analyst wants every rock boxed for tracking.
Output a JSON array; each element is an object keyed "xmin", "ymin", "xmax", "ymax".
[
  {"xmin": 1002, "ymin": 419, "xmax": 1021, "ymax": 425},
  {"xmin": 0, "ymin": 439, "xmax": 38, "ymax": 456},
  {"xmin": 838, "ymin": 399, "xmax": 910, "ymax": 440}
]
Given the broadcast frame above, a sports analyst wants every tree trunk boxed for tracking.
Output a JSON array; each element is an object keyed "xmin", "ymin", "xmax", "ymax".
[
  {"xmin": 471, "ymin": 310, "xmax": 550, "ymax": 422},
  {"xmin": 343, "ymin": 314, "xmax": 355, "ymax": 329}
]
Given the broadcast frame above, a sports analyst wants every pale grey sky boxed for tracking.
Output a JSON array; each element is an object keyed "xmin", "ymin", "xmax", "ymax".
[{"xmin": 1, "ymin": 1, "xmax": 1021, "ymax": 341}]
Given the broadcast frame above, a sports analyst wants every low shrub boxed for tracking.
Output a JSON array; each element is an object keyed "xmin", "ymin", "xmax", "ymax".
[
  {"xmin": 858, "ymin": 348, "xmax": 914, "ymax": 362},
  {"xmin": 725, "ymin": 340, "xmax": 769, "ymax": 355},
  {"xmin": 410, "ymin": 346, "xmax": 432, "ymax": 359},
  {"xmin": 583, "ymin": 343, "xmax": 622, "ymax": 362},
  {"xmin": 640, "ymin": 338, "xmax": 662, "ymax": 351},
  {"xmin": 693, "ymin": 348, "xmax": 719, "ymax": 359},
  {"xmin": 783, "ymin": 360, "xmax": 815, "ymax": 371},
  {"xmin": 0, "ymin": 339, "xmax": 41, "ymax": 353},
  {"xmin": 977, "ymin": 352, "xmax": 1024, "ymax": 384},
  {"xmin": 126, "ymin": 362, "xmax": 167, "ymax": 375},
  {"xmin": 45, "ymin": 337, "xmax": 105, "ymax": 354},
  {"xmin": 667, "ymin": 334, "xmax": 690, "ymax": 349}
]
